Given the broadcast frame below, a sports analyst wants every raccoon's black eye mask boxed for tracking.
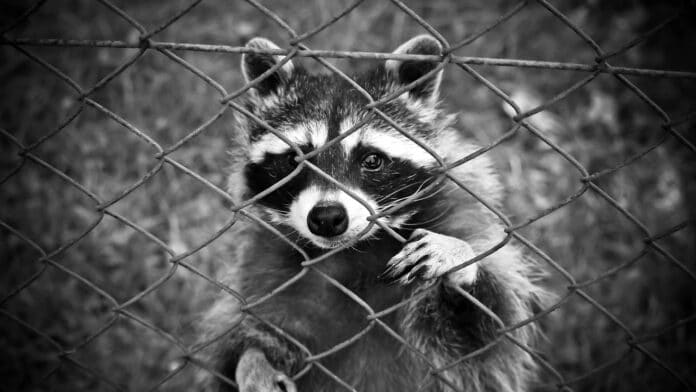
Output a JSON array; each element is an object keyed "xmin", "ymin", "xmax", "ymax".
[{"xmin": 239, "ymin": 35, "xmax": 448, "ymax": 218}]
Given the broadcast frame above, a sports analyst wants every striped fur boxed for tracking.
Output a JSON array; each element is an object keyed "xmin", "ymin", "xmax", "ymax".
[{"xmin": 200, "ymin": 35, "xmax": 549, "ymax": 392}]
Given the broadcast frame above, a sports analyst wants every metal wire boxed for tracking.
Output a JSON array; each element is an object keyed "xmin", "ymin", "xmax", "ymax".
[{"xmin": 1, "ymin": 1, "xmax": 694, "ymax": 391}]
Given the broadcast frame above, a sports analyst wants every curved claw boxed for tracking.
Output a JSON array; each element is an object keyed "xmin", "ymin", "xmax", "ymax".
[{"xmin": 382, "ymin": 229, "xmax": 480, "ymax": 287}]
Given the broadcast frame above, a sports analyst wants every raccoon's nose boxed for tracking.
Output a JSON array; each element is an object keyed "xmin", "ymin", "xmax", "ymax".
[{"xmin": 307, "ymin": 203, "xmax": 349, "ymax": 237}]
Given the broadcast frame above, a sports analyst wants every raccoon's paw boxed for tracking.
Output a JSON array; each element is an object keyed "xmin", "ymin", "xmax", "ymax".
[
  {"xmin": 236, "ymin": 348, "xmax": 297, "ymax": 392},
  {"xmin": 383, "ymin": 229, "xmax": 479, "ymax": 287}
]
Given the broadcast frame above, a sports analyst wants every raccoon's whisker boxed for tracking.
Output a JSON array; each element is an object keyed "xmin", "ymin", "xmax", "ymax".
[
  {"xmin": 374, "ymin": 182, "xmax": 424, "ymax": 203},
  {"xmin": 384, "ymin": 190, "xmax": 445, "ymax": 217},
  {"xmin": 376, "ymin": 180, "xmax": 434, "ymax": 209},
  {"xmin": 382, "ymin": 182, "xmax": 446, "ymax": 212},
  {"xmin": 378, "ymin": 176, "xmax": 441, "ymax": 204},
  {"xmin": 411, "ymin": 183, "xmax": 447, "ymax": 203},
  {"xmin": 262, "ymin": 206, "xmax": 288, "ymax": 215},
  {"xmin": 401, "ymin": 204, "xmax": 453, "ymax": 228}
]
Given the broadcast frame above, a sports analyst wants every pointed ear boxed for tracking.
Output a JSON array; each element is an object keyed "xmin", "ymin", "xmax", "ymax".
[
  {"xmin": 385, "ymin": 35, "xmax": 443, "ymax": 103},
  {"xmin": 241, "ymin": 37, "xmax": 295, "ymax": 96}
]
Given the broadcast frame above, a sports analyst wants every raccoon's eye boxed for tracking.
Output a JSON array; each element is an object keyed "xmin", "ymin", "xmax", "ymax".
[{"xmin": 361, "ymin": 153, "xmax": 384, "ymax": 171}]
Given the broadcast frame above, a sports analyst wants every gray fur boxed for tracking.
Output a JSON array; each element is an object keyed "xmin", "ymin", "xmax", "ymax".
[{"xmin": 198, "ymin": 36, "xmax": 550, "ymax": 392}]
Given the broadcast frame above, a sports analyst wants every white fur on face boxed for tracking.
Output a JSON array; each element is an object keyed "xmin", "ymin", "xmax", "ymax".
[
  {"xmin": 339, "ymin": 118, "xmax": 436, "ymax": 168},
  {"xmin": 248, "ymin": 121, "xmax": 327, "ymax": 163},
  {"xmin": 287, "ymin": 185, "xmax": 381, "ymax": 249}
]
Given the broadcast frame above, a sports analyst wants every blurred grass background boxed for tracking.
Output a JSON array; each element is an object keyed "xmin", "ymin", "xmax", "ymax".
[{"xmin": 1, "ymin": 0, "xmax": 695, "ymax": 391}]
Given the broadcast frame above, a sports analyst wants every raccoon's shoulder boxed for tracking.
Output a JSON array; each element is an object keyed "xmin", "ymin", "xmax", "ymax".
[{"xmin": 434, "ymin": 127, "xmax": 504, "ymax": 205}]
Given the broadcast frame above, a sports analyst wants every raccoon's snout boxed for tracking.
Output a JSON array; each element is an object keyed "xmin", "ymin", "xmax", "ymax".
[
  {"xmin": 307, "ymin": 203, "xmax": 349, "ymax": 237},
  {"xmin": 290, "ymin": 187, "xmax": 377, "ymax": 247}
]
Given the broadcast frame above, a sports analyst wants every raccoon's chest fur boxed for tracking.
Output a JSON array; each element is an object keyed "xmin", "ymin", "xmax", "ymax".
[{"xmin": 236, "ymin": 229, "xmax": 428, "ymax": 391}]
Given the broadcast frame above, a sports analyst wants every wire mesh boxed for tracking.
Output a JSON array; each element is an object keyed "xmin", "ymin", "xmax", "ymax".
[{"xmin": 1, "ymin": 1, "xmax": 695, "ymax": 391}]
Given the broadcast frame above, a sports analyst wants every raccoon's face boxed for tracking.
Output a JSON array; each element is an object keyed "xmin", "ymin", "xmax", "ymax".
[{"xmin": 235, "ymin": 36, "xmax": 451, "ymax": 249}]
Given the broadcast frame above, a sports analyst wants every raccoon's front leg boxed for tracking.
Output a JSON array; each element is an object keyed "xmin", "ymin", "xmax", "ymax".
[
  {"xmin": 383, "ymin": 228, "xmax": 506, "ymax": 352},
  {"xmin": 235, "ymin": 348, "xmax": 297, "ymax": 392},
  {"xmin": 212, "ymin": 318, "xmax": 304, "ymax": 392}
]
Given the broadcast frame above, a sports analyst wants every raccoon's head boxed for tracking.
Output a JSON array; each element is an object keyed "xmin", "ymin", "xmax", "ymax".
[{"xmin": 232, "ymin": 35, "xmax": 462, "ymax": 249}]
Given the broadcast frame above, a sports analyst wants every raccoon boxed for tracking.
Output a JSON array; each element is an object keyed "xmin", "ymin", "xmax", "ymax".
[{"xmin": 199, "ymin": 35, "xmax": 547, "ymax": 392}]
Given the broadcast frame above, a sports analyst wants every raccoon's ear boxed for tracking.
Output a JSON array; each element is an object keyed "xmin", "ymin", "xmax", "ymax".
[
  {"xmin": 385, "ymin": 35, "xmax": 443, "ymax": 103},
  {"xmin": 241, "ymin": 37, "xmax": 295, "ymax": 96}
]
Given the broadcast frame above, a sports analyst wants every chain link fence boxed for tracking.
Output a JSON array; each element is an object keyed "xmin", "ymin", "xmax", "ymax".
[{"xmin": 1, "ymin": 0, "xmax": 695, "ymax": 391}]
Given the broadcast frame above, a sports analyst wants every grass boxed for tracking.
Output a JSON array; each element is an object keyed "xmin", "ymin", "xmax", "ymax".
[{"xmin": 1, "ymin": 1, "xmax": 695, "ymax": 391}]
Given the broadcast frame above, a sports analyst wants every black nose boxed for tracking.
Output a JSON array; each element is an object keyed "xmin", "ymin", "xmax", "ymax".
[{"xmin": 307, "ymin": 203, "xmax": 349, "ymax": 237}]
